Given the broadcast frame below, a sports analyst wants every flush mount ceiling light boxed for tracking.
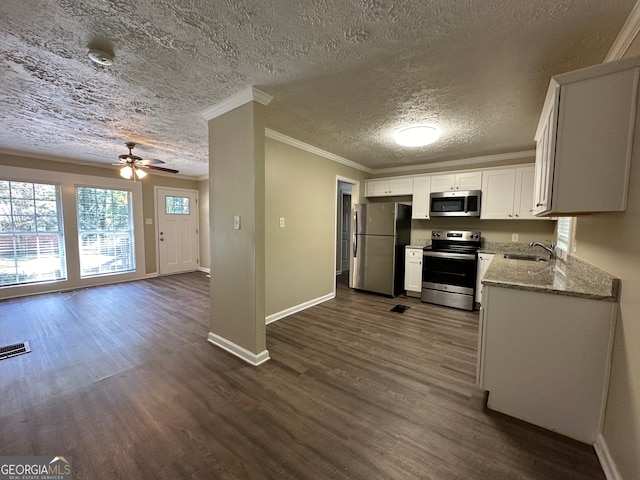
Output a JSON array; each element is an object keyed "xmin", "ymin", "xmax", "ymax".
[
  {"xmin": 394, "ymin": 125, "xmax": 440, "ymax": 147},
  {"xmin": 87, "ymin": 48, "xmax": 114, "ymax": 66}
]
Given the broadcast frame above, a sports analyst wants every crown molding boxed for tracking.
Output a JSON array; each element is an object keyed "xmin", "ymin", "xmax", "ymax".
[
  {"xmin": 605, "ymin": 1, "xmax": 640, "ymax": 61},
  {"xmin": 372, "ymin": 150, "xmax": 536, "ymax": 175},
  {"xmin": 201, "ymin": 87, "xmax": 273, "ymax": 120},
  {"xmin": 265, "ymin": 129, "xmax": 372, "ymax": 173},
  {"xmin": 0, "ymin": 148, "xmax": 201, "ymax": 180}
]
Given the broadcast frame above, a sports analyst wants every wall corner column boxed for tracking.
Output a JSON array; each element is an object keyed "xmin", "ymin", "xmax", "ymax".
[{"xmin": 202, "ymin": 87, "xmax": 272, "ymax": 366}]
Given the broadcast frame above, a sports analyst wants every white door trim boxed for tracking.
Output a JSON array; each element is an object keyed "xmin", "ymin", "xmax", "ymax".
[
  {"xmin": 334, "ymin": 176, "xmax": 360, "ymax": 295},
  {"xmin": 154, "ymin": 186, "xmax": 200, "ymax": 275}
]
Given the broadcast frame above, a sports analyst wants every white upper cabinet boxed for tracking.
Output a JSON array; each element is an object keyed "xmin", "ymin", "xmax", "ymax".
[
  {"xmin": 533, "ymin": 56, "xmax": 640, "ymax": 215},
  {"xmin": 431, "ymin": 171, "xmax": 482, "ymax": 192},
  {"xmin": 365, "ymin": 177, "xmax": 413, "ymax": 197},
  {"xmin": 411, "ymin": 175, "xmax": 431, "ymax": 219},
  {"xmin": 481, "ymin": 166, "xmax": 547, "ymax": 220},
  {"xmin": 481, "ymin": 169, "xmax": 516, "ymax": 219},
  {"xmin": 514, "ymin": 167, "xmax": 538, "ymax": 219}
]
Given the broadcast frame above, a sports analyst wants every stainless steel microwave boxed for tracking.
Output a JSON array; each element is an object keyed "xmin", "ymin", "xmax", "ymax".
[{"xmin": 430, "ymin": 190, "xmax": 481, "ymax": 217}]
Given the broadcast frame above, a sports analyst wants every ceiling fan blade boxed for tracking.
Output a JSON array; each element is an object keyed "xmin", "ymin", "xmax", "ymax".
[
  {"xmin": 145, "ymin": 165, "xmax": 179, "ymax": 174},
  {"xmin": 139, "ymin": 158, "xmax": 165, "ymax": 165}
]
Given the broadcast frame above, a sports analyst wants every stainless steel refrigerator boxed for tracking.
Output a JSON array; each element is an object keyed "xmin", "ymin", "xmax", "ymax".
[{"xmin": 350, "ymin": 202, "xmax": 411, "ymax": 297}]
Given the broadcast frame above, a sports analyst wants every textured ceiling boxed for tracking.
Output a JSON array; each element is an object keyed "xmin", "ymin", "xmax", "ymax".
[{"xmin": 0, "ymin": 0, "xmax": 635, "ymax": 177}]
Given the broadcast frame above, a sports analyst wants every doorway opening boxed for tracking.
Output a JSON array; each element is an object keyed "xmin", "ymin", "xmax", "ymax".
[{"xmin": 335, "ymin": 177, "xmax": 359, "ymax": 293}]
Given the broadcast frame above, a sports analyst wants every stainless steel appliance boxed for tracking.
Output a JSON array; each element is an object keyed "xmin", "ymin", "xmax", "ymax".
[
  {"xmin": 351, "ymin": 202, "xmax": 411, "ymax": 297},
  {"xmin": 422, "ymin": 230, "xmax": 481, "ymax": 310},
  {"xmin": 430, "ymin": 190, "xmax": 481, "ymax": 217}
]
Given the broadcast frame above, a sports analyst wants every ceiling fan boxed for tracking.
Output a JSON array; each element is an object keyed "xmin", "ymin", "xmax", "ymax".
[{"xmin": 114, "ymin": 142, "xmax": 179, "ymax": 180}]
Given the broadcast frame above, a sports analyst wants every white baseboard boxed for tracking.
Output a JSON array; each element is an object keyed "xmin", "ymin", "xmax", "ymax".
[
  {"xmin": 198, "ymin": 267, "xmax": 211, "ymax": 274},
  {"xmin": 595, "ymin": 434, "xmax": 623, "ymax": 480},
  {"xmin": 265, "ymin": 292, "xmax": 335, "ymax": 325},
  {"xmin": 207, "ymin": 332, "xmax": 270, "ymax": 366}
]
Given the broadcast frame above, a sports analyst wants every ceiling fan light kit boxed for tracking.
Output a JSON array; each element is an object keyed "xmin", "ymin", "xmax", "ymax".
[
  {"xmin": 115, "ymin": 142, "xmax": 179, "ymax": 180},
  {"xmin": 119, "ymin": 165, "xmax": 133, "ymax": 179}
]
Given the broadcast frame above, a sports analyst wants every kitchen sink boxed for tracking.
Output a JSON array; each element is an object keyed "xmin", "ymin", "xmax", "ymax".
[{"xmin": 503, "ymin": 252, "xmax": 549, "ymax": 262}]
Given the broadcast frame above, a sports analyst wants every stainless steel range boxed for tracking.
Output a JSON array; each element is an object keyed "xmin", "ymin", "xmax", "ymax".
[{"xmin": 422, "ymin": 230, "xmax": 481, "ymax": 311}]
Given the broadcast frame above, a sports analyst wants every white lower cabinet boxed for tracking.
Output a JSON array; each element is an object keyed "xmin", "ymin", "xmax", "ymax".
[
  {"xmin": 475, "ymin": 253, "xmax": 494, "ymax": 304},
  {"xmin": 404, "ymin": 247, "xmax": 423, "ymax": 297},
  {"xmin": 479, "ymin": 285, "xmax": 616, "ymax": 443}
]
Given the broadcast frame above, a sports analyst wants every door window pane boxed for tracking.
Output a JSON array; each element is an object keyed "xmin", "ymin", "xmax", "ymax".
[
  {"xmin": 0, "ymin": 180, "xmax": 67, "ymax": 287},
  {"xmin": 77, "ymin": 187, "xmax": 135, "ymax": 277},
  {"xmin": 165, "ymin": 196, "xmax": 190, "ymax": 215}
]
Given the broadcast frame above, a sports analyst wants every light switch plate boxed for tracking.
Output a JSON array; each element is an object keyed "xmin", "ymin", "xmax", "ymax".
[
  {"xmin": 279, "ymin": 217, "xmax": 285, "ymax": 228},
  {"xmin": 512, "ymin": 233, "xmax": 519, "ymax": 242},
  {"xmin": 145, "ymin": 218, "xmax": 153, "ymax": 225},
  {"xmin": 233, "ymin": 216, "xmax": 241, "ymax": 230}
]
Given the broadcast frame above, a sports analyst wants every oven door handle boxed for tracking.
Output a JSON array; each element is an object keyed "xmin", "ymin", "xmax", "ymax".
[{"xmin": 423, "ymin": 251, "xmax": 476, "ymax": 260}]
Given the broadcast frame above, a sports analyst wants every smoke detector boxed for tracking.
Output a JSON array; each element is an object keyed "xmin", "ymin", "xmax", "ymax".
[{"xmin": 88, "ymin": 48, "xmax": 114, "ymax": 66}]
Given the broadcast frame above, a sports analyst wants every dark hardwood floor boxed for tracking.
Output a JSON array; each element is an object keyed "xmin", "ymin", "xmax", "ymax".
[{"xmin": 0, "ymin": 272, "xmax": 605, "ymax": 479}]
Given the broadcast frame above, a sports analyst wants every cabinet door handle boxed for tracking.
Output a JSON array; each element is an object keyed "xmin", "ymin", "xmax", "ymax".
[
  {"xmin": 536, "ymin": 203, "xmax": 543, "ymax": 207},
  {"xmin": 515, "ymin": 214, "xmax": 519, "ymax": 217}
]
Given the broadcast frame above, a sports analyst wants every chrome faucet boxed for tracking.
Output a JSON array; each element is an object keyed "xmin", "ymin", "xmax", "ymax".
[{"xmin": 529, "ymin": 241, "xmax": 556, "ymax": 259}]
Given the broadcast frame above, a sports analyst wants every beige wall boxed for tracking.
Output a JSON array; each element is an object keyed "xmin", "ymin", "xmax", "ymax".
[
  {"xmin": 571, "ymin": 44, "xmax": 640, "ymax": 480},
  {"xmin": 265, "ymin": 138, "xmax": 367, "ymax": 317}
]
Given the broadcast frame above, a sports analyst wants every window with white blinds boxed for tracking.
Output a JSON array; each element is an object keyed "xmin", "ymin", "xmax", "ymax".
[
  {"xmin": 77, "ymin": 187, "xmax": 135, "ymax": 277},
  {"xmin": 0, "ymin": 180, "xmax": 67, "ymax": 287},
  {"xmin": 556, "ymin": 217, "xmax": 575, "ymax": 258}
]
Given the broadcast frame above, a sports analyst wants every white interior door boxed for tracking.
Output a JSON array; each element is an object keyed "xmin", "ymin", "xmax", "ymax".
[{"xmin": 156, "ymin": 188, "xmax": 199, "ymax": 275}]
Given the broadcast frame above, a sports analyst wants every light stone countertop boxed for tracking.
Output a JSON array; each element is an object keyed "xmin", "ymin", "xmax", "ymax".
[{"xmin": 482, "ymin": 252, "xmax": 620, "ymax": 302}]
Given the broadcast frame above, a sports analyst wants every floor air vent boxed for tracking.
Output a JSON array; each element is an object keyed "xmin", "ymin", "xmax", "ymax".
[
  {"xmin": 0, "ymin": 341, "xmax": 31, "ymax": 360},
  {"xmin": 390, "ymin": 305, "xmax": 410, "ymax": 313}
]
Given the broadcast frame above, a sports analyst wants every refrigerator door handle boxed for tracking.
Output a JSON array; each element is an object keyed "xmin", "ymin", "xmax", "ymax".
[{"xmin": 353, "ymin": 210, "xmax": 358, "ymax": 257}]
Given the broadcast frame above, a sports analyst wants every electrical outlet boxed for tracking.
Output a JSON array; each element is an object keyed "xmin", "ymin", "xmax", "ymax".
[
  {"xmin": 279, "ymin": 217, "xmax": 285, "ymax": 228},
  {"xmin": 512, "ymin": 233, "xmax": 519, "ymax": 242}
]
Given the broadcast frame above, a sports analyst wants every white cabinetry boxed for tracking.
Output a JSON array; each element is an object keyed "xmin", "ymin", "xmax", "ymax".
[
  {"xmin": 431, "ymin": 171, "xmax": 482, "ymax": 192},
  {"xmin": 481, "ymin": 166, "xmax": 544, "ymax": 220},
  {"xmin": 475, "ymin": 253, "xmax": 494, "ymax": 303},
  {"xmin": 404, "ymin": 247, "xmax": 423, "ymax": 297},
  {"xmin": 411, "ymin": 175, "xmax": 431, "ymax": 219},
  {"xmin": 365, "ymin": 177, "xmax": 414, "ymax": 197},
  {"xmin": 479, "ymin": 285, "xmax": 616, "ymax": 443},
  {"xmin": 533, "ymin": 56, "xmax": 639, "ymax": 215}
]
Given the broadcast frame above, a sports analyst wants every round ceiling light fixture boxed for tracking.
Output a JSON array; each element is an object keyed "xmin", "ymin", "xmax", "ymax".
[
  {"xmin": 88, "ymin": 48, "xmax": 114, "ymax": 66},
  {"xmin": 394, "ymin": 125, "xmax": 440, "ymax": 147}
]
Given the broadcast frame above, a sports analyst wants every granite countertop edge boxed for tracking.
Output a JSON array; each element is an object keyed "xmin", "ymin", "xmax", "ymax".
[{"xmin": 481, "ymin": 243, "xmax": 620, "ymax": 302}]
